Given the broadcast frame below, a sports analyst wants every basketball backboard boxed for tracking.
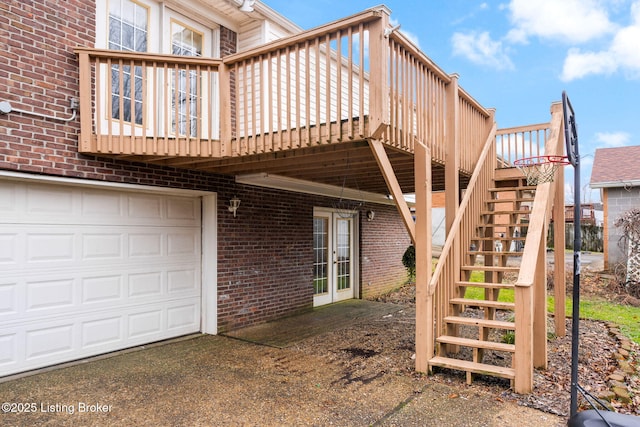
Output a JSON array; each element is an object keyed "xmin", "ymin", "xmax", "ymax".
[{"xmin": 562, "ymin": 91, "xmax": 579, "ymax": 167}]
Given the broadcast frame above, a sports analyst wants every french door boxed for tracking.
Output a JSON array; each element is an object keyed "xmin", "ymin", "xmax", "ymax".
[{"xmin": 313, "ymin": 209, "xmax": 357, "ymax": 306}]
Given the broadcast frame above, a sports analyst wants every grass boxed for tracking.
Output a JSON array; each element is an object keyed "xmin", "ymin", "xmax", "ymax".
[
  {"xmin": 549, "ymin": 297, "xmax": 640, "ymax": 344},
  {"xmin": 463, "ymin": 271, "xmax": 640, "ymax": 344}
]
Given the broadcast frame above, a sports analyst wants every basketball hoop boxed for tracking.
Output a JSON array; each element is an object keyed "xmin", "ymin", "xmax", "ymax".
[{"xmin": 513, "ymin": 155, "xmax": 570, "ymax": 185}]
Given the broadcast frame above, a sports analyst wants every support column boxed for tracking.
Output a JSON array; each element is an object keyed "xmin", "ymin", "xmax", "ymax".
[
  {"xmin": 444, "ymin": 74, "xmax": 460, "ymax": 234},
  {"xmin": 534, "ymin": 215, "xmax": 549, "ymax": 369},
  {"xmin": 553, "ymin": 164, "xmax": 566, "ymax": 337},
  {"xmin": 219, "ymin": 63, "xmax": 232, "ymax": 157},
  {"xmin": 414, "ymin": 141, "xmax": 433, "ymax": 372}
]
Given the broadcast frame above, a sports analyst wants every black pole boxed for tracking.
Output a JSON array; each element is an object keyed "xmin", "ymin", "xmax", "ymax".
[
  {"xmin": 570, "ymin": 156, "xmax": 581, "ymax": 417},
  {"xmin": 563, "ymin": 91, "xmax": 581, "ymax": 418}
]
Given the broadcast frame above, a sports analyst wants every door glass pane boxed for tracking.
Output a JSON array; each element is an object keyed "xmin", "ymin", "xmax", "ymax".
[
  {"xmin": 313, "ymin": 217, "xmax": 329, "ymax": 295},
  {"xmin": 170, "ymin": 20, "xmax": 203, "ymax": 136},
  {"xmin": 336, "ymin": 218, "xmax": 351, "ymax": 291},
  {"xmin": 108, "ymin": 0, "xmax": 147, "ymax": 125}
]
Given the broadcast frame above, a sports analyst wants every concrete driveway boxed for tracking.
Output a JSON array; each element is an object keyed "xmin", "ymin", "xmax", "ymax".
[
  {"xmin": 0, "ymin": 301, "xmax": 564, "ymax": 426},
  {"xmin": 547, "ymin": 250, "xmax": 604, "ymax": 272}
]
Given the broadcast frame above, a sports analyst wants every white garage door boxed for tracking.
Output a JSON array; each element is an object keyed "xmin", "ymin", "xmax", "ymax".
[{"xmin": 0, "ymin": 179, "xmax": 203, "ymax": 377}]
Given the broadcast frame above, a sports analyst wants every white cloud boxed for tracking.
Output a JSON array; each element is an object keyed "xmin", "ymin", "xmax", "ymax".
[
  {"xmin": 451, "ymin": 31, "xmax": 514, "ymax": 70},
  {"xmin": 595, "ymin": 131, "xmax": 631, "ymax": 147},
  {"xmin": 560, "ymin": 18, "xmax": 640, "ymax": 81},
  {"xmin": 560, "ymin": 48, "xmax": 617, "ymax": 81},
  {"xmin": 610, "ymin": 22, "xmax": 640, "ymax": 78},
  {"xmin": 506, "ymin": 0, "xmax": 616, "ymax": 44},
  {"xmin": 560, "ymin": 2, "xmax": 640, "ymax": 81},
  {"xmin": 390, "ymin": 18, "xmax": 420, "ymax": 49}
]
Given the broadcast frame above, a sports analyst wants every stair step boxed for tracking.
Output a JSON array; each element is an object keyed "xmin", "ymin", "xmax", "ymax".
[
  {"xmin": 461, "ymin": 265, "xmax": 519, "ymax": 272},
  {"xmin": 450, "ymin": 298, "xmax": 515, "ymax": 310},
  {"xmin": 436, "ymin": 335, "xmax": 516, "ymax": 352},
  {"xmin": 468, "ymin": 250, "xmax": 522, "ymax": 256},
  {"xmin": 474, "ymin": 236, "xmax": 526, "ymax": 241},
  {"xmin": 476, "ymin": 223, "xmax": 529, "ymax": 228},
  {"xmin": 489, "ymin": 186, "xmax": 536, "ymax": 192},
  {"xmin": 481, "ymin": 210, "xmax": 530, "ymax": 215},
  {"xmin": 456, "ymin": 281, "xmax": 515, "ymax": 289},
  {"xmin": 429, "ymin": 356, "xmax": 515, "ymax": 380},
  {"xmin": 443, "ymin": 315, "xmax": 516, "ymax": 330},
  {"xmin": 485, "ymin": 198, "xmax": 534, "ymax": 203}
]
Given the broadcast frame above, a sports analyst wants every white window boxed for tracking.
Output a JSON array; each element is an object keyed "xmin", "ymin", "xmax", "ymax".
[
  {"xmin": 95, "ymin": 0, "xmax": 220, "ymax": 138},
  {"xmin": 108, "ymin": 0, "xmax": 149, "ymax": 125}
]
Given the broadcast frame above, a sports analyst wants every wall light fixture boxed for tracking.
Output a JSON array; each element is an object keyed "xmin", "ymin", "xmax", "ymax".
[{"xmin": 228, "ymin": 196, "xmax": 241, "ymax": 217}]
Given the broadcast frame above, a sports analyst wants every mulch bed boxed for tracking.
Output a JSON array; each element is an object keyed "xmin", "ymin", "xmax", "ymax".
[{"xmin": 371, "ymin": 270, "xmax": 640, "ymax": 417}]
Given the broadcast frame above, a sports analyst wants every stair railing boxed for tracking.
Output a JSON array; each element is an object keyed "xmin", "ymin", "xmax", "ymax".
[
  {"xmin": 512, "ymin": 102, "xmax": 565, "ymax": 393},
  {"xmin": 428, "ymin": 121, "xmax": 497, "ymax": 361}
]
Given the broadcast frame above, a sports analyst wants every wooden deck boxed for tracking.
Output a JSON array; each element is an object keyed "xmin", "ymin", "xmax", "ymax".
[{"xmin": 75, "ymin": 7, "xmax": 490, "ymax": 194}]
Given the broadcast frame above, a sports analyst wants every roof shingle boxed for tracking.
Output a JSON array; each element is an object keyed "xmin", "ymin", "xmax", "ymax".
[{"xmin": 590, "ymin": 145, "xmax": 640, "ymax": 186}]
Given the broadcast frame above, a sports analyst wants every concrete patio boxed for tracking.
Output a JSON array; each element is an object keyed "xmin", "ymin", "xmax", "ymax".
[{"xmin": 0, "ymin": 300, "xmax": 563, "ymax": 426}]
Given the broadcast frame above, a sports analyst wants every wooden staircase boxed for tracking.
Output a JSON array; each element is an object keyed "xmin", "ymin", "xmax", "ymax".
[{"xmin": 429, "ymin": 173, "xmax": 536, "ymax": 385}]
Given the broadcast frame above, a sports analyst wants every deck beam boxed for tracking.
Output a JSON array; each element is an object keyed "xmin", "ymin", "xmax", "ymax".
[{"xmin": 368, "ymin": 137, "xmax": 415, "ymax": 242}]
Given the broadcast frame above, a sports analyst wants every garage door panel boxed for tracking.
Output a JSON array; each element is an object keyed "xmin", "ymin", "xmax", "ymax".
[
  {"xmin": 0, "ymin": 334, "xmax": 17, "ymax": 365},
  {"xmin": 26, "ymin": 278, "xmax": 74, "ymax": 311},
  {"xmin": 0, "ymin": 283, "xmax": 18, "ymax": 315},
  {"xmin": 3, "ymin": 183, "xmax": 201, "ymax": 227},
  {"xmin": 1, "ymin": 266, "xmax": 200, "ymax": 324},
  {"xmin": 1, "ymin": 226, "xmax": 199, "ymax": 272},
  {"xmin": 82, "ymin": 316, "xmax": 122, "ymax": 348},
  {"xmin": 82, "ymin": 275, "xmax": 123, "ymax": 303},
  {"xmin": 0, "ymin": 179, "xmax": 206, "ymax": 377},
  {"xmin": 0, "ymin": 298, "xmax": 200, "ymax": 375},
  {"xmin": 0, "ymin": 233, "xmax": 18, "ymax": 264},
  {"xmin": 26, "ymin": 324, "xmax": 74, "ymax": 359}
]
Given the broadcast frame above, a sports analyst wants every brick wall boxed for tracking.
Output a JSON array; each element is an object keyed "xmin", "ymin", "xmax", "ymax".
[
  {"xmin": 360, "ymin": 205, "xmax": 412, "ymax": 297},
  {"xmin": 0, "ymin": 0, "xmax": 410, "ymax": 332}
]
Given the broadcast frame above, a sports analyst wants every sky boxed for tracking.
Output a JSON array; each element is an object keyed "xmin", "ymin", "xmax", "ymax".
[{"xmin": 262, "ymin": 0, "xmax": 640, "ymax": 204}]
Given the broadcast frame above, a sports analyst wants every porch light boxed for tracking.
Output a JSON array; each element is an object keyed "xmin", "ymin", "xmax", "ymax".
[
  {"xmin": 228, "ymin": 196, "xmax": 241, "ymax": 217},
  {"xmin": 239, "ymin": 0, "xmax": 255, "ymax": 12},
  {"xmin": 366, "ymin": 210, "xmax": 375, "ymax": 221}
]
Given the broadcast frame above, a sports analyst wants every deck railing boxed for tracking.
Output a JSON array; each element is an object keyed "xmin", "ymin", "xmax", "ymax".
[
  {"xmin": 221, "ymin": 10, "xmax": 380, "ymax": 155},
  {"xmin": 495, "ymin": 122, "xmax": 551, "ymax": 168},
  {"xmin": 76, "ymin": 7, "xmax": 493, "ymax": 172},
  {"xmin": 76, "ymin": 48, "xmax": 223, "ymax": 157}
]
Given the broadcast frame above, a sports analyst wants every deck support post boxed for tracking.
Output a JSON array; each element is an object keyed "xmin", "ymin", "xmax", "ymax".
[
  {"xmin": 552, "ymin": 103, "xmax": 567, "ymax": 337},
  {"xmin": 367, "ymin": 8, "xmax": 390, "ymax": 134},
  {"xmin": 414, "ymin": 140, "xmax": 433, "ymax": 372},
  {"xmin": 444, "ymin": 74, "xmax": 460, "ymax": 235},
  {"xmin": 219, "ymin": 63, "xmax": 232, "ymax": 157},
  {"xmin": 514, "ymin": 284, "xmax": 533, "ymax": 393},
  {"xmin": 77, "ymin": 51, "xmax": 93, "ymax": 152},
  {"xmin": 533, "ymin": 228, "xmax": 549, "ymax": 369}
]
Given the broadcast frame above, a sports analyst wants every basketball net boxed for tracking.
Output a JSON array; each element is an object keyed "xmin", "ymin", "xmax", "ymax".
[{"xmin": 513, "ymin": 155, "xmax": 570, "ymax": 186}]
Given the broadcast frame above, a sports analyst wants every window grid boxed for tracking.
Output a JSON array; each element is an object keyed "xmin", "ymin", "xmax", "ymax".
[
  {"xmin": 313, "ymin": 217, "xmax": 329, "ymax": 295},
  {"xmin": 336, "ymin": 218, "xmax": 351, "ymax": 291},
  {"xmin": 108, "ymin": 0, "xmax": 148, "ymax": 125}
]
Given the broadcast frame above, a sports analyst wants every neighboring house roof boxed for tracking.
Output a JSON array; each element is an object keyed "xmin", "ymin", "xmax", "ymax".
[{"xmin": 590, "ymin": 145, "xmax": 640, "ymax": 188}]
